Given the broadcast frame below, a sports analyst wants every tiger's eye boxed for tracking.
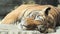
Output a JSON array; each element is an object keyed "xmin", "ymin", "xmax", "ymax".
[{"xmin": 35, "ymin": 15, "xmax": 43, "ymax": 21}]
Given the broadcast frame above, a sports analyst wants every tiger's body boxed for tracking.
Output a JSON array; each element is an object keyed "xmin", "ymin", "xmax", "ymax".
[{"xmin": 0, "ymin": 4, "xmax": 60, "ymax": 33}]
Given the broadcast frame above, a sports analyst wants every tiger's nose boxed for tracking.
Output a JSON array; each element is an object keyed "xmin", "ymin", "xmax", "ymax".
[{"xmin": 37, "ymin": 25, "xmax": 46, "ymax": 33}]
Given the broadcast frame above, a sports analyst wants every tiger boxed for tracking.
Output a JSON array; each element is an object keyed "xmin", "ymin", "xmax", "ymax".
[{"xmin": 0, "ymin": 4, "xmax": 60, "ymax": 33}]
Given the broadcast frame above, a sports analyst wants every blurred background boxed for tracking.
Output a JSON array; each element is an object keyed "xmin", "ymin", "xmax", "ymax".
[{"xmin": 0, "ymin": 0, "xmax": 60, "ymax": 20}]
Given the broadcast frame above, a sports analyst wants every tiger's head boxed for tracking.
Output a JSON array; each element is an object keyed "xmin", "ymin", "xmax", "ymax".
[{"xmin": 18, "ymin": 7, "xmax": 55, "ymax": 33}]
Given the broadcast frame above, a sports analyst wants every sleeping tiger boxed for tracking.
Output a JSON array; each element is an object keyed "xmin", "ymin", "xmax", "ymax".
[{"xmin": 0, "ymin": 4, "xmax": 60, "ymax": 33}]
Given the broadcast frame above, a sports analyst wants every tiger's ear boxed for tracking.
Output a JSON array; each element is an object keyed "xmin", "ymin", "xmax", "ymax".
[{"xmin": 43, "ymin": 7, "xmax": 51, "ymax": 16}]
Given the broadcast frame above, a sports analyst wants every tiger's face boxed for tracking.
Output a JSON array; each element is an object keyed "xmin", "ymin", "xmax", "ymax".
[{"xmin": 18, "ymin": 7, "xmax": 54, "ymax": 33}]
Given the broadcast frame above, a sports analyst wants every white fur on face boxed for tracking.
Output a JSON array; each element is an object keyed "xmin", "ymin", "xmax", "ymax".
[
  {"xmin": 17, "ymin": 18, "xmax": 27, "ymax": 30},
  {"xmin": 17, "ymin": 23, "xmax": 27, "ymax": 30}
]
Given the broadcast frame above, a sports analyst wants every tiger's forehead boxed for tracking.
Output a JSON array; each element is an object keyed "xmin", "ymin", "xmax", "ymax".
[{"xmin": 23, "ymin": 9, "xmax": 43, "ymax": 18}]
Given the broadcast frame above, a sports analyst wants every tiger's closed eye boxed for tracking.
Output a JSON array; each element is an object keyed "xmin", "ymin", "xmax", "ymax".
[{"xmin": 35, "ymin": 15, "xmax": 44, "ymax": 21}]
